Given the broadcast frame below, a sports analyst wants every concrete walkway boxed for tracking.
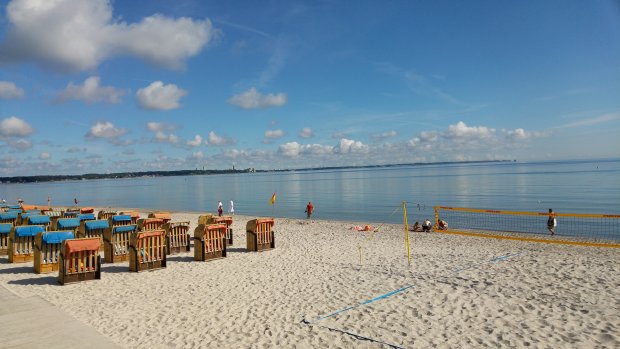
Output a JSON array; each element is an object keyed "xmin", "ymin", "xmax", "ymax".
[{"xmin": 0, "ymin": 285, "xmax": 121, "ymax": 349}]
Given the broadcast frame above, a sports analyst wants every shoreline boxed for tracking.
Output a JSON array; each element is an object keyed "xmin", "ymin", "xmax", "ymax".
[{"xmin": 1, "ymin": 209, "xmax": 618, "ymax": 348}]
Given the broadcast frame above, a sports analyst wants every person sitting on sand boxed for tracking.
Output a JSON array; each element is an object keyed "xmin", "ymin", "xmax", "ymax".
[
  {"xmin": 438, "ymin": 219, "xmax": 448, "ymax": 230},
  {"xmin": 411, "ymin": 221, "xmax": 421, "ymax": 232},
  {"xmin": 422, "ymin": 219, "xmax": 432, "ymax": 232}
]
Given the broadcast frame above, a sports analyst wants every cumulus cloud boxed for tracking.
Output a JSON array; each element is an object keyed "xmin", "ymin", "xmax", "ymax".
[
  {"xmin": 146, "ymin": 122, "xmax": 178, "ymax": 144},
  {"xmin": 187, "ymin": 134, "xmax": 203, "ymax": 147},
  {"xmin": 206, "ymin": 131, "xmax": 235, "ymax": 146},
  {"xmin": 56, "ymin": 76, "xmax": 125, "ymax": 104},
  {"xmin": 39, "ymin": 152, "xmax": 50, "ymax": 160},
  {"xmin": 0, "ymin": 81, "xmax": 25, "ymax": 99},
  {"xmin": 334, "ymin": 138, "xmax": 369, "ymax": 154},
  {"xmin": 299, "ymin": 127, "xmax": 314, "ymax": 139},
  {"xmin": 278, "ymin": 142, "xmax": 333, "ymax": 157},
  {"xmin": 137, "ymin": 81, "xmax": 187, "ymax": 110},
  {"xmin": 372, "ymin": 130, "xmax": 397, "ymax": 141},
  {"xmin": 228, "ymin": 87, "xmax": 287, "ymax": 109},
  {"xmin": 0, "ymin": 116, "xmax": 33, "ymax": 138},
  {"xmin": 86, "ymin": 121, "xmax": 126, "ymax": 139},
  {"xmin": 0, "ymin": 0, "xmax": 216, "ymax": 71},
  {"xmin": 146, "ymin": 122, "xmax": 176, "ymax": 132},
  {"xmin": 278, "ymin": 142, "xmax": 301, "ymax": 157},
  {"xmin": 503, "ymin": 128, "xmax": 543, "ymax": 141},
  {"xmin": 447, "ymin": 121, "xmax": 494, "ymax": 142},
  {"xmin": 154, "ymin": 132, "xmax": 179, "ymax": 144},
  {"xmin": 265, "ymin": 129, "xmax": 284, "ymax": 139}
]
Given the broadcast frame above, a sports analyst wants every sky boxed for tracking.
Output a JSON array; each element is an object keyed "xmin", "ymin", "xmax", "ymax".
[{"xmin": 0, "ymin": 0, "xmax": 619, "ymax": 176}]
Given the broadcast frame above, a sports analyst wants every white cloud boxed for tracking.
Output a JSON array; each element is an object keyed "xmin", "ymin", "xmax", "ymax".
[
  {"xmin": 278, "ymin": 142, "xmax": 337, "ymax": 158},
  {"xmin": 187, "ymin": 134, "xmax": 203, "ymax": 147},
  {"xmin": 265, "ymin": 129, "xmax": 284, "ymax": 139},
  {"xmin": 447, "ymin": 121, "xmax": 495, "ymax": 141},
  {"xmin": 299, "ymin": 127, "xmax": 314, "ymax": 139},
  {"xmin": 206, "ymin": 131, "xmax": 235, "ymax": 146},
  {"xmin": 503, "ymin": 128, "xmax": 544, "ymax": 141},
  {"xmin": 0, "ymin": 81, "xmax": 25, "ymax": 99},
  {"xmin": 0, "ymin": 0, "xmax": 216, "ymax": 71},
  {"xmin": 0, "ymin": 116, "xmax": 33, "ymax": 137},
  {"xmin": 372, "ymin": 130, "xmax": 397, "ymax": 140},
  {"xmin": 86, "ymin": 121, "xmax": 126, "ymax": 138},
  {"xmin": 9, "ymin": 139, "xmax": 31, "ymax": 149},
  {"xmin": 146, "ymin": 122, "xmax": 178, "ymax": 144},
  {"xmin": 56, "ymin": 76, "xmax": 124, "ymax": 104},
  {"xmin": 278, "ymin": 142, "xmax": 301, "ymax": 157},
  {"xmin": 228, "ymin": 87, "xmax": 287, "ymax": 109},
  {"xmin": 146, "ymin": 122, "xmax": 176, "ymax": 132},
  {"xmin": 39, "ymin": 152, "xmax": 50, "ymax": 160},
  {"xmin": 137, "ymin": 81, "xmax": 187, "ymax": 110},
  {"xmin": 334, "ymin": 138, "xmax": 369, "ymax": 154},
  {"xmin": 154, "ymin": 131, "xmax": 179, "ymax": 144}
]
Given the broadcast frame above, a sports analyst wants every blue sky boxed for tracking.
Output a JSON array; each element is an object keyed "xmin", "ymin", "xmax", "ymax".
[{"xmin": 0, "ymin": 0, "xmax": 619, "ymax": 176}]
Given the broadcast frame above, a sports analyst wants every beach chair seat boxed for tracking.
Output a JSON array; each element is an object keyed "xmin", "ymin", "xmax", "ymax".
[
  {"xmin": 0, "ymin": 211, "xmax": 18, "ymax": 225},
  {"xmin": 137, "ymin": 218, "xmax": 164, "ymax": 232},
  {"xmin": 0, "ymin": 223, "xmax": 11, "ymax": 255},
  {"xmin": 246, "ymin": 218, "xmax": 275, "ymax": 252},
  {"xmin": 194, "ymin": 224, "xmax": 227, "ymax": 261},
  {"xmin": 55, "ymin": 218, "xmax": 80, "ymax": 233},
  {"xmin": 148, "ymin": 212, "xmax": 171, "ymax": 223},
  {"xmin": 109, "ymin": 214, "xmax": 132, "ymax": 228},
  {"xmin": 164, "ymin": 221, "xmax": 191, "ymax": 254},
  {"xmin": 129, "ymin": 230, "xmax": 166, "ymax": 272},
  {"xmin": 58, "ymin": 238, "xmax": 101, "ymax": 285},
  {"xmin": 103, "ymin": 224, "xmax": 137, "ymax": 263},
  {"xmin": 97, "ymin": 210, "xmax": 117, "ymax": 220},
  {"xmin": 8, "ymin": 225, "xmax": 46, "ymax": 263},
  {"xmin": 207, "ymin": 216, "xmax": 233, "ymax": 245},
  {"xmin": 34, "ymin": 231, "xmax": 74, "ymax": 274},
  {"xmin": 79, "ymin": 219, "xmax": 108, "ymax": 251},
  {"xmin": 25, "ymin": 215, "xmax": 51, "ymax": 230}
]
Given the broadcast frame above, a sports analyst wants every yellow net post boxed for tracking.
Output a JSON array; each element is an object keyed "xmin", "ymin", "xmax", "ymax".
[{"xmin": 403, "ymin": 201, "xmax": 411, "ymax": 267}]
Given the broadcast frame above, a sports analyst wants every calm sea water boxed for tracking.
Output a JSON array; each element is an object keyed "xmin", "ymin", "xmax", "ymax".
[{"xmin": 1, "ymin": 159, "xmax": 619, "ymax": 225}]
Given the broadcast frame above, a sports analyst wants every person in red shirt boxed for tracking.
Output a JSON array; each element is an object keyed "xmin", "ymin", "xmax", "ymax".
[{"xmin": 305, "ymin": 202, "xmax": 314, "ymax": 219}]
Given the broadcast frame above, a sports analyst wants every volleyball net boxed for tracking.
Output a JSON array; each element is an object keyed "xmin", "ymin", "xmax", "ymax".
[{"xmin": 433, "ymin": 206, "xmax": 620, "ymax": 243}]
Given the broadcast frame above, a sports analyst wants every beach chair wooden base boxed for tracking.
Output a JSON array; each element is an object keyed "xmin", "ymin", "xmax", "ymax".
[
  {"xmin": 0, "ymin": 247, "xmax": 7, "ymax": 256},
  {"xmin": 35, "ymin": 262, "xmax": 58, "ymax": 274},
  {"xmin": 129, "ymin": 251, "xmax": 167, "ymax": 272},
  {"xmin": 103, "ymin": 242, "xmax": 129, "ymax": 263},
  {"xmin": 9, "ymin": 253, "xmax": 34, "ymax": 263},
  {"xmin": 0, "ymin": 234, "xmax": 8, "ymax": 255},
  {"xmin": 166, "ymin": 236, "xmax": 191, "ymax": 255},
  {"xmin": 58, "ymin": 256, "xmax": 101, "ymax": 285},
  {"xmin": 193, "ymin": 237, "xmax": 227, "ymax": 261},
  {"xmin": 246, "ymin": 231, "xmax": 275, "ymax": 252}
]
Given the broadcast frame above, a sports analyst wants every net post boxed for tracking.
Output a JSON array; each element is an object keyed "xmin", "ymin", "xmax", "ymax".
[
  {"xmin": 403, "ymin": 201, "xmax": 411, "ymax": 267},
  {"xmin": 434, "ymin": 206, "xmax": 440, "ymax": 230}
]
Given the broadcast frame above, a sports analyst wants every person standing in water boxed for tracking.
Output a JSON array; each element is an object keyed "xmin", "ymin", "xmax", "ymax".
[
  {"xmin": 305, "ymin": 202, "xmax": 314, "ymax": 219},
  {"xmin": 229, "ymin": 200, "xmax": 234, "ymax": 215},
  {"xmin": 547, "ymin": 208, "xmax": 557, "ymax": 235}
]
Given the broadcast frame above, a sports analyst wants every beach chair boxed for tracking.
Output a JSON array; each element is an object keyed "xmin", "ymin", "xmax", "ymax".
[
  {"xmin": 194, "ymin": 224, "xmax": 227, "ymax": 261},
  {"xmin": 21, "ymin": 205, "xmax": 39, "ymax": 212},
  {"xmin": 207, "ymin": 216, "xmax": 233, "ymax": 245},
  {"xmin": 45, "ymin": 209, "xmax": 63, "ymax": 227},
  {"xmin": 58, "ymin": 238, "xmax": 101, "ymax": 285},
  {"xmin": 197, "ymin": 213, "xmax": 213, "ymax": 226},
  {"xmin": 62, "ymin": 209, "xmax": 80, "ymax": 218},
  {"xmin": 109, "ymin": 214, "xmax": 132, "ymax": 228},
  {"xmin": 246, "ymin": 218, "xmax": 275, "ymax": 252},
  {"xmin": 0, "ymin": 223, "xmax": 11, "ymax": 255},
  {"xmin": 163, "ymin": 221, "xmax": 191, "ymax": 254},
  {"xmin": 78, "ymin": 219, "xmax": 108, "ymax": 251},
  {"xmin": 8, "ymin": 225, "xmax": 46, "ymax": 263},
  {"xmin": 137, "ymin": 218, "xmax": 164, "ymax": 231},
  {"xmin": 77, "ymin": 213, "xmax": 96, "ymax": 222},
  {"xmin": 25, "ymin": 215, "xmax": 51, "ymax": 231},
  {"xmin": 55, "ymin": 218, "xmax": 80, "ymax": 233},
  {"xmin": 80, "ymin": 207, "xmax": 95, "ymax": 214},
  {"xmin": 129, "ymin": 230, "xmax": 166, "ymax": 272},
  {"xmin": 0, "ymin": 211, "xmax": 19, "ymax": 225},
  {"xmin": 148, "ymin": 212, "xmax": 171, "ymax": 223},
  {"xmin": 97, "ymin": 210, "xmax": 117, "ymax": 220},
  {"xmin": 120, "ymin": 211, "xmax": 141, "ymax": 224},
  {"xmin": 34, "ymin": 231, "xmax": 74, "ymax": 274},
  {"xmin": 103, "ymin": 225, "xmax": 137, "ymax": 263}
]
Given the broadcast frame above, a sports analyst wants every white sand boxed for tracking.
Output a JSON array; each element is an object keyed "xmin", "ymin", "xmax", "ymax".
[{"xmin": 1, "ymin": 210, "xmax": 618, "ymax": 348}]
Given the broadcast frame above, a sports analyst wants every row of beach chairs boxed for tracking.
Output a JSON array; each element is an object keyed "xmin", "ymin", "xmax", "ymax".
[{"xmin": 0, "ymin": 206, "xmax": 274, "ymax": 285}]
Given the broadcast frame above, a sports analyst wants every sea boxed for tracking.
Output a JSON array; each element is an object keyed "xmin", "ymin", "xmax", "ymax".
[{"xmin": 1, "ymin": 159, "xmax": 619, "ymax": 226}]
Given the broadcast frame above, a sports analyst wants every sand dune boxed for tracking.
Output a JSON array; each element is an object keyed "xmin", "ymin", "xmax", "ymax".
[{"xmin": 1, "ymin": 211, "xmax": 618, "ymax": 348}]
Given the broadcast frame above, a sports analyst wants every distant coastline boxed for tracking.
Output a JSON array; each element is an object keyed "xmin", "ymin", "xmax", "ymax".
[{"xmin": 0, "ymin": 159, "xmax": 514, "ymax": 184}]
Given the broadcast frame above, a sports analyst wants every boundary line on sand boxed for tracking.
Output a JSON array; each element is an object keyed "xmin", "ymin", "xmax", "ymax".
[{"xmin": 435, "ymin": 229, "xmax": 620, "ymax": 248}]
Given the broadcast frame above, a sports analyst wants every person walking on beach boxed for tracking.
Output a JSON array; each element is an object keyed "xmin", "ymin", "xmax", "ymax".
[
  {"xmin": 217, "ymin": 201, "xmax": 223, "ymax": 217},
  {"xmin": 47, "ymin": 196, "xmax": 51, "ymax": 207},
  {"xmin": 305, "ymin": 202, "xmax": 314, "ymax": 219},
  {"xmin": 74, "ymin": 198, "xmax": 78, "ymax": 206},
  {"xmin": 547, "ymin": 208, "xmax": 557, "ymax": 235},
  {"xmin": 229, "ymin": 200, "xmax": 234, "ymax": 215}
]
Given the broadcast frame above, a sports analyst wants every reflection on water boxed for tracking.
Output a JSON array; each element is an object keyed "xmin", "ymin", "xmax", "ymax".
[{"xmin": 1, "ymin": 159, "xmax": 619, "ymax": 224}]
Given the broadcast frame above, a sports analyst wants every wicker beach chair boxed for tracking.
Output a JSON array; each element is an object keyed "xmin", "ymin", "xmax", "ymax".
[
  {"xmin": 58, "ymin": 238, "xmax": 101, "ymax": 285},
  {"xmin": 163, "ymin": 221, "xmax": 191, "ymax": 254},
  {"xmin": 0, "ymin": 223, "xmax": 11, "ymax": 255},
  {"xmin": 34, "ymin": 231, "xmax": 74, "ymax": 274},
  {"xmin": 207, "ymin": 216, "xmax": 233, "ymax": 245},
  {"xmin": 109, "ymin": 214, "xmax": 132, "ymax": 228},
  {"xmin": 0, "ymin": 211, "xmax": 18, "ymax": 225},
  {"xmin": 129, "ymin": 230, "xmax": 167, "ymax": 272},
  {"xmin": 103, "ymin": 224, "xmax": 137, "ymax": 263},
  {"xmin": 137, "ymin": 218, "xmax": 165, "ymax": 232},
  {"xmin": 77, "ymin": 213, "xmax": 96, "ymax": 222},
  {"xmin": 78, "ymin": 219, "xmax": 108, "ymax": 251},
  {"xmin": 80, "ymin": 207, "xmax": 95, "ymax": 214},
  {"xmin": 120, "ymin": 211, "xmax": 141, "ymax": 225},
  {"xmin": 25, "ymin": 215, "xmax": 51, "ymax": 231},
  {"xmin": 8, "ymin": 225, "xmax": 46, "ymax": 263},
  {"xmin": 97, "ymin": 210, "xmax": 117, "ymax": 220},
  {"xmin": 55, "ymin": 218, "xmax": 80, "ymax": 233},
  {"xmin": 194, "ymin": 223, "xmax": 227, "ymax": 261},
  {"xmin": 246, "ymin": 218, "xmax": 275, "ymax": 252},
  {"xmin": 197, "ymin": 213, "xmax": 213, "ymax": 226},
  {"xmin": 148, "ymin": 212, "xmax": 171, "ymax": 223}
]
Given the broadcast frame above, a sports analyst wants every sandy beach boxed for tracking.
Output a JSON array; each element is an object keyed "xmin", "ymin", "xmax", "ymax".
[{"xmin": 1, "ymin": 209, "xmax": 618, "ymax": 348}]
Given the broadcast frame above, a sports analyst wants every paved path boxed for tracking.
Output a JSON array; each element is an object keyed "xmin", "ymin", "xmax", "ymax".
[{"xmin": 0, "ymin": 285, "xmax": 121, "ymax": 349}]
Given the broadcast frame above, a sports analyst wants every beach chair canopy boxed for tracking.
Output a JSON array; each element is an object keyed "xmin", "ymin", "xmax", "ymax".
[
  {"xmin": 42, "ymin": 231, "xmax": 75, "ymax": 244},
  {"xmin": 14, "ymin": 225, "xmax": 46, "ymax": 237},
  {"xmin": 85, "ymin": 220, "xmax": 109, "ymax": 230},
  {"xmin": 111, "ymin": 215, "xmax": 132, "ymax": 223},
  {"xmin": 0, "ymin": 223, "xmax": 12, "ymax": 234},
  {"xmin": 78, "ymin": 213, "xmax": 96, "ymax": 221},
  {"xmin": 57, "ymin": 218, "xmax": 80, "ymax": 229},
  {"xmin": 113, "ymin": 225, "xmax": 137, "ymax": 233},
  {"xmin": 27, "ymin": 215, "xmax": 51, "ymax": 225},
  {"xmin": 0, "ymin": 211, "xmax": 19, "ymax": 220},
  {"xmin": 65, "ymin": 238, "xmax": 101, "ymax": 255}
]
